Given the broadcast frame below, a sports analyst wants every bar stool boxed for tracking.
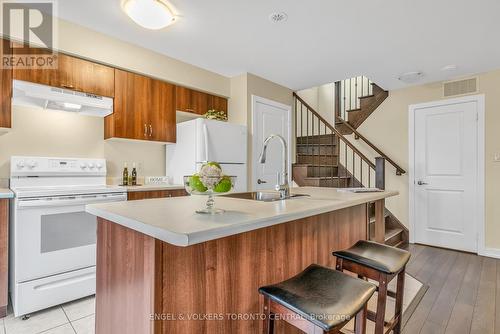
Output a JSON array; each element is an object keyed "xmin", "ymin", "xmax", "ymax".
[
  {"xmin": 333, "ymin": 240, "xmax": 411, "ymax": 334},
  {"xmin": 259, "ymin": 264, "xmax": 376, "ymax": 334}
]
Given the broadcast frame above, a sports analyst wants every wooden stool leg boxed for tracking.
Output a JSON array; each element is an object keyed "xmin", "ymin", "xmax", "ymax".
[
  {"xmin": 393, "ymin": 269, "xmax": 405, "ymax": 334},
  {"xmin": 262, "ymin": 297, "xmax": 275, "ymax": 334},
  {"xmin": 374, "ymin": 274, "xmax": 388, "ymax": 334},
  {"xmin": 354, "ymin": 304, "xmax": 368, "ymax": 334}
]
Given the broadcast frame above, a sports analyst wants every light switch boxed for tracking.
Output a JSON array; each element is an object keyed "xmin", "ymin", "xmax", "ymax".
[{"xmin": 494, "ymin": 153, "xmax": 500, "ymax": 162}]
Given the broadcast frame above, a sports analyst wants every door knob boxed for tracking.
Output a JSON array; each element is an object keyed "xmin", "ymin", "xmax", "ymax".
[
  {"xmin": 417, "ymin": 181, "xmax": 428, "ymax": 185},
  {"xmin": 257, "ymin": 179, "xmax": 267, "ymax": 184}
]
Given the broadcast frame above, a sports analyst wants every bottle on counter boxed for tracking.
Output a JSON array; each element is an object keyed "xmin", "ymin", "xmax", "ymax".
[
  {"xmin": 131, "ymin": 163, "xmax": 137, "ymax": 186},
  {"xmin": 122, "ymin": 163, "xmax": 129, "ymax": 186}
]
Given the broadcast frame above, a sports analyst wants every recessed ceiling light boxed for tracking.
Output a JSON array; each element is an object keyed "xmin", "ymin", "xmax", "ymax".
[
  {"xmin": 269, "ymin": 12, "xmax": 288, "ymax": 23},
  {"xmin": 441, "ymin": 64, "xmax": 458, "ymax": 72},
  {"xmin": 122, "ymin": 0, "xmax": 176, "ymax": 30},
  {"xmin": 398, "ymin": 71, "xmax": 424, "ymax": 84}
]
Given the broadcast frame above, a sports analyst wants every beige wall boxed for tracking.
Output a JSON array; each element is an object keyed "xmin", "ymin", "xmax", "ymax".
[
  {"xmin": 296, "ymin": 83, "xmax": 335, "ymax": 126},
  {"xmin": 352, "ymin": 69, "xmax": 500, "ymax": 249},
  {"xmin": 0, "ymin": 106, "xmax": 166, "ymax": 178},
  {"xmin": 228, "ymin": 73, "xmax": 294, "ymax": 189}
]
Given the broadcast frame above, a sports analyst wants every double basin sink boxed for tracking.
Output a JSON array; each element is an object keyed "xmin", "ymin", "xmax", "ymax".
[{"xmin": 222, "ymin": 191, "xmax": 309, "ymax": 202}]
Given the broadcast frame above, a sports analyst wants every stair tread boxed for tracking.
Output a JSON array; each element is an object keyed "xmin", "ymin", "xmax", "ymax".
[
  {"xmin": 346, "ymin": 108, "xmax": 362, "ymax": 113},
  {"xmin": 385, "ymin": 227, "xmax": 404, "ymax": 241},
  {"xmin": 358, "ymin": 94, "xmax": 375, "ymax": 100}
]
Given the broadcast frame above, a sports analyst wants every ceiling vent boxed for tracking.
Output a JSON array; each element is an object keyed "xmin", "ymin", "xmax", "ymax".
[{"xmin": 443, "ymin": 77, "xmax": 478, "ymax": 97}]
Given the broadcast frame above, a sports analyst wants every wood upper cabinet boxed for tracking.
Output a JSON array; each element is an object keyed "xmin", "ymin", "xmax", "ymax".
[
  {"xmin": 208, "ymin": 95, "xmax": 228, "ymax": 113},
  {"xmin": 176, "ymin": 86, "xmax": 228, "ymax": 115},
  {"xmin": 0, "ymin": 40, "xmax": 12, "ymax": 129},
  {"xmin": 13, "ymin": 53, "xmax": 114, "ymax": 97},
  {"xmin": 106, "ymin": 69, "xmax": 176, "ymax": 143}
]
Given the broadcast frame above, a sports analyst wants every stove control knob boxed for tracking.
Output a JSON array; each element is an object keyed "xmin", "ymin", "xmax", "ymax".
[
  {"xmin": 88, "ymin": 163, "xmax": 95, "ymax": 169},
  {"xmin": 96, "ymin": 163, "xmax": 103, "ymax": 169},
  {"xmin": 16, "ymin": 161, "xmax": 25, "ymax": 169},
  {"xmin": 28, "ymin": 160, "xmax": 37, "ymax": 169},
  {"xmin": 80, "ymin": 163, "xmax": 88, "ymax": 169}
]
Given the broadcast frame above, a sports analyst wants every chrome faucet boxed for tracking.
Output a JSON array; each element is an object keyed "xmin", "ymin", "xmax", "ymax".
[{"xmin": 258, "ymin": 134, "xmax": 290, "ymax": 199}]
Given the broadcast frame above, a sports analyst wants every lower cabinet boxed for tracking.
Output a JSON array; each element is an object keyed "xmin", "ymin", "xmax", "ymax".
[
  {"xmin": 127, "ymin": 189, "xmax": 188, "ymax": 201},
  {"xmin": 0, "ymin": 199, "xmax": 8, "ymax": 317}
]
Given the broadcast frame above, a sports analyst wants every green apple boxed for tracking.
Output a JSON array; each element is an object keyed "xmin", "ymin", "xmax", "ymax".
[
  {"xmin": 189, "ymin": 174, "xmax": 208, "ymax": 192},
  {"xmin": 214, "ymin": 177, "xmax": 232, "ymax": 193}
]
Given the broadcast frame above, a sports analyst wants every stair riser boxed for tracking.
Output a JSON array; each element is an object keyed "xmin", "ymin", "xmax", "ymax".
[
  {"xmin": 297, "ymin": 135, "xmax": 337, "ymax": 145},
  {"xmin": 302, "ymin": 178, "xmax": 351, "ymax": 188},
  {"xmin": 306, "ymin": 166, "xmax": 339, "ymax": 177},
  {"xmin": 296, "ymin": 145, "xmax": 337, "ymax": 155},
  {"xmin": 297, "ymin": 155, "xmax": 338, "ymax": 165}
]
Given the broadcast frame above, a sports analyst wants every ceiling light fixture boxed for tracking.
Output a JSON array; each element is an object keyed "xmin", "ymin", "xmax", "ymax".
[
  {"xmin": 122, "ymin": 0, "xmax": 176, "ymax": 30},
  {"xmin": 397, "ymin": 71, "xmax": 424, "ymax": 84}
]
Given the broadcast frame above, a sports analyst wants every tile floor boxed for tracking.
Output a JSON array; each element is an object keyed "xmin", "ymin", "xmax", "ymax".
[
  {"xmin": 0, "ymin": 274, "xmax": 424, "ymax": 334},
  {"xmin": 1, "ymin": 296, "xmax": 95, "ymax": 334}
]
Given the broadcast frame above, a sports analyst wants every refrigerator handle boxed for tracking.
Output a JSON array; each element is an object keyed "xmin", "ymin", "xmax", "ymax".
[{"xmin": 202, "ymin": 123, "xmax": 209, "ymax": 162}]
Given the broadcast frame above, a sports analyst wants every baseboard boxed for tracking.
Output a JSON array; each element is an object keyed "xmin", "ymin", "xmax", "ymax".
[{"xmin": 478, "ymin": 247, "xmax": 500, "ymax": 259}]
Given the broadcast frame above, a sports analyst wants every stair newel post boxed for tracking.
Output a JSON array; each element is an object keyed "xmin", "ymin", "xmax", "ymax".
[
  {"xmin": 375, "ymin": 157, "xmax": 386, "ymax": 190},
  {"xmin": 335, "ymin": 81, "xmax": 341, "ymax": 120}
]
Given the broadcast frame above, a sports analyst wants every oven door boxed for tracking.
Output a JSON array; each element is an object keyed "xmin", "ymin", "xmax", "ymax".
[{"xmin": 14, "ymin": 192, "xmax": 126, "ymax": 282}]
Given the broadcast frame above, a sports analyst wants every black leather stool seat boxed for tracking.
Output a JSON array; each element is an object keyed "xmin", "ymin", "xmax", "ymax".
[
  {"xmin": 259, "ymin": 264, "xmax": 376, "ymax": 331},
  {"xmin": 333, "ymin": 240, "xmax": 411, "ymax": 275}
]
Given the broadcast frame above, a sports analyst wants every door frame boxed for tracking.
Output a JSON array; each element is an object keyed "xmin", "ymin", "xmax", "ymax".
[
  {"xmin": 408, "ymin": 94, "xmax": 485, "ymax": 254},
  {"xmin": 251, "ymin": 95, "xmax": 292, "ymax": 191}
]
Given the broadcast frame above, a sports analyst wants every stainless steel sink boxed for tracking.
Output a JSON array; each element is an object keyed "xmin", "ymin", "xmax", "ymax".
[{"xmin": 221, "ymin": 191, "xmax": 309, "ymax": 202}]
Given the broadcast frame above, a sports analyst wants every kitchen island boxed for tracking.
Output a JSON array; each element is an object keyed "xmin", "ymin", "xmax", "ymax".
[{"xmin": 86, "ymin": 187, "xmax": 397, "ymax": 334}]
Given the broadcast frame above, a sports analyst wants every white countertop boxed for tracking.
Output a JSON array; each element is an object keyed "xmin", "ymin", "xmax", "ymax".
[
  {"xmin": 122, "ymin": 184, "xmax": 185, "ymax": 192},
  {"xmin": 0, "ymin": 188, "xmax": 14, "ymax": 199},
  {"xmin": 86, "ymin": 187, "xmax": 398, "ymax": 247}
]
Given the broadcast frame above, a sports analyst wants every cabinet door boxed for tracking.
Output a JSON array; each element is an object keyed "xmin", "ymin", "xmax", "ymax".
[
  {"xmin": 175, "ymin": 86, "xmax": 208, "ymax": 115},
  {"xmin": 12, "ymin": 46, "xmax": 59, "ymax": 87},
  {"xmin": 190, "ymin": 90, "xmax": 208, "ymax": 115},
  {"xmin": 127, "ymin": 189, "xmax": 187, "ymax": 201},
  {"xmin": 0, "ymin": 40, "xmax": 12, "ymax": 129},
  {"xmin": 57, "ymin": 55, "xmax": 114, "ymax": 97},
  {"xmin": 107, "ymin": 69, "xmax": 176, "ymax": 143},
  {"xmin": 107, "ymin": 69, "xmax": 148, "ymax": 140},
  {"xmin": 149, "ymin": 80, "xmax": 176, "ymax": 142},
  {"xmin": 208, "ymin": 95, "xmax": 228, "ymax": 113},
  {"xmin": 13, "ymin": 52, "xmax": 114, "ymax": 97}
]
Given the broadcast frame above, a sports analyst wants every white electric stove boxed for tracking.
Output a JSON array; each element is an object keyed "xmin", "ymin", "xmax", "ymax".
[{"xmin": 9, "ymin": 156, "xmax": 126, "ymax": 317}]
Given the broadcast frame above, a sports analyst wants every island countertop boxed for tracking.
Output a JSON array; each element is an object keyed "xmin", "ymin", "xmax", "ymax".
[{"xmin": 86, "ymin": 187, "xmax": 397, "ymax": 247}]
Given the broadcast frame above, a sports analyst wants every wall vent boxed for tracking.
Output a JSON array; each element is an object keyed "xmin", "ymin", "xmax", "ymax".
[{"xmin": 443, "ymin": 77, "xmax": 478, "ymax": 97}]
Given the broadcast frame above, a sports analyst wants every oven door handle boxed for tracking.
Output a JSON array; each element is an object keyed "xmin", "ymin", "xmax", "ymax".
[{"xmin": 18, "ymin": 193, "xmax": 127, "ymax": 208}]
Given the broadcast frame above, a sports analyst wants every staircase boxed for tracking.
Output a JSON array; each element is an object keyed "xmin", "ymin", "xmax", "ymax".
[
  {"xmin": 292, "ymin": 83, "xmax": 407, "ymax": 248},
  {"xmin": 335, "ymin": 76, "xmax": 389, "ymax": 135}
]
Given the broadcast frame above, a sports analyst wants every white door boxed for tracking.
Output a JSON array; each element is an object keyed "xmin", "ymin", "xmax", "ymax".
[
  {"xmin": 413, "ymin": 100, "xmax": 478, "ymax": 252},
  {"xmin": 252, "ymin": 95, "xmax": 291, "ymax": 191}
]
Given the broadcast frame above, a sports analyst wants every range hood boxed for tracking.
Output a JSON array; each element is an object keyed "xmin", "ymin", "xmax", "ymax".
[{"xmin": 12, "ymin": 80, "xmax": 113, "ymax": 117}]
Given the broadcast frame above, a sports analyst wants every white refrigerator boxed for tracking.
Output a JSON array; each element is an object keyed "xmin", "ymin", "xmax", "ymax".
[{"xmin": 166, "ymin": 118, "xmax": 248, "ymax": 192}]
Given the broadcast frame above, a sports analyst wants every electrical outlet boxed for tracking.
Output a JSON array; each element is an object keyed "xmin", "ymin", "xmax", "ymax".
[{"xmin": 494, "ymin": 153, "xmax": 500, "ymax": 162}]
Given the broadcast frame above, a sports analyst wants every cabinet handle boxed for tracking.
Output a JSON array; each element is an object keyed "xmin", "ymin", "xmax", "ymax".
[
  {"xmin": 61, "ymin": 84, "xmax": 74, "ymax": 89},
  {"xmin": 144, "ymin": 124, "xmax": 147, "ymax": 137},
  {"xmin": 149, "ymin": 124, "xmax": 153, "ymax": 137}
]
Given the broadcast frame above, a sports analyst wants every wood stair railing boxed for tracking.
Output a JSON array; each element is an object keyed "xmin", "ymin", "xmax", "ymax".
[
  {"xmin": 293, "ymin": 92, "xmax": 408, "ymax": 247},
  {"xmin": 335, "ymin": 76, "xmax": 389, "ymax": 134}
]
